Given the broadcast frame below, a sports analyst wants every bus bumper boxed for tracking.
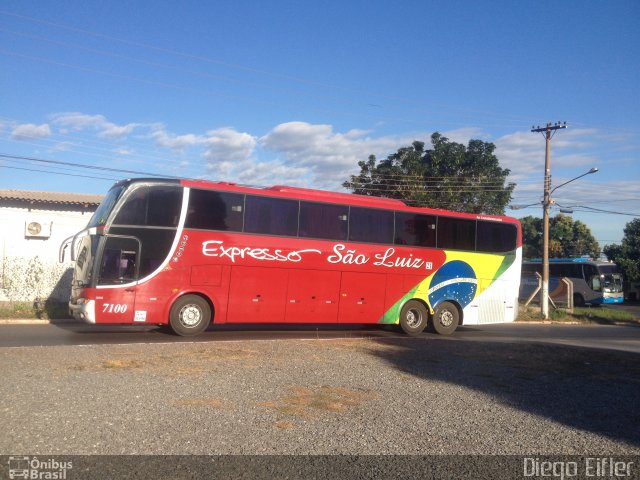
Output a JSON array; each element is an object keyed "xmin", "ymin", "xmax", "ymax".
[
  {"xmin": 69, "ymin": 299, "xmax": 96, "ymax": 323},
  {"xmin": 602, "ymin": 296, "xmax": 624, "ymax": 305}
]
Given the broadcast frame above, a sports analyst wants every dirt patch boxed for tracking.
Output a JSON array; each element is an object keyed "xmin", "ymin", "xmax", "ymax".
[
  {"xmin": 99, "ymin": 359, "xmax": 146, "ymax": 370},
  {"xmin": 65, "ymin": 345, "xmax": 264, "ymax": 374},
  {"xmin": 259, "ymin": 385, "xmax": 377, "ymax": 420}
]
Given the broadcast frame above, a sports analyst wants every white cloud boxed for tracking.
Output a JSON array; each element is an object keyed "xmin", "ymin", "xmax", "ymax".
[
  {"xmin": 260, "ymin": 121, "xmax": 418, "ymax": 188},
  {"xmin": 494, "ymin": 131, "xmax": 543, "ymax": 178},
  {"xmin": 113, "ymin": 147, "xmax": 134, "ymax": 156},
  {"xmin": 151, "ymin": 128, "xmax": 202, "ymax": 150},
  {"xmin": 11, "ymin": 123, "xmax": 52, "ymax": 140},
  {"xmin": 495, "ymin": 128, "xmax": 607, "ymax": 182},
  {"xmin": 145, "ymin": 126, "xmax": 258, "ymax": 180},
  {"xmin": 51, "ymin": 112, "xmax": 138, "ymax": 139},
  {"xmin": 235, "ymin": 159, "xmax": 310, "ymax": 186},
  {"xmin": 553, "ymin": 153, "xmax": 598, "ymax": 169},
  {"xmin": 100, "ymin": 123, "xmax": 137, "ymax": 139},
  {"xmin": 553, "ymin": 128, "xmax": 598, "ymax": 150},
  {"xmin": 202, "ymin": 128, "xmax": 256, "ymax": 165},
  {"xmin": 51, "ymin": 141, "xmax": 75, "ymax": 152}
]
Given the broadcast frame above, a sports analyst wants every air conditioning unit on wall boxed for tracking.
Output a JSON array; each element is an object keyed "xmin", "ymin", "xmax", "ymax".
[{"xmin": 24, "ymin": 220, "xmax": 52, "ymax": 238}]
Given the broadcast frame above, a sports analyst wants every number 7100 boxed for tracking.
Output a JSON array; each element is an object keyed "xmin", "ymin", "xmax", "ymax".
[{"xmin": 102, "ymin": 303, "xmax": 128, "ymax": 314}]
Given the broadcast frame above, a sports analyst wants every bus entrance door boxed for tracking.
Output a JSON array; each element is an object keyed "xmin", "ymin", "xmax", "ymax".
[{"xmin": 94, "ymin": 236, "xmax": 140, "ymax": 323}]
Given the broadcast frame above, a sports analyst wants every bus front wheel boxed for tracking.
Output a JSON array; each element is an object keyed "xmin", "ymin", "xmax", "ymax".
[
  {"xmin": 169, "ymin": 295, "xmax": 211, "ymax": 336},
  {"xmin": 399, "ymin": 300, "xmax": 428, "ymax": 336},
  {"xmin": 432, "ymin": 302, "xmax": 459, "ymax": 335},
  {"xmin": 573, "ymin": 294, "xmax": 585, "ymax": 307}
]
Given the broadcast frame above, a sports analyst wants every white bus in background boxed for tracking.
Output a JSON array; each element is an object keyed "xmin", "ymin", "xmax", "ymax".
[{"xmin": 520, "ymin": 257, "xmax": 624, "ymax": 306}]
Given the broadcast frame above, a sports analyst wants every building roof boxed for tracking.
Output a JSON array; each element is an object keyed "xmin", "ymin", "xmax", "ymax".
[{"xmin": 0, "ymin": 189, "xmax": 104, "ymax": 207}]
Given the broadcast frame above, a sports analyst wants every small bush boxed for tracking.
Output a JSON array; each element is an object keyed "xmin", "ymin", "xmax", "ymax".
[{"xmin": 549, "ymin": 309, "xmax": 568, "ymax": 320}]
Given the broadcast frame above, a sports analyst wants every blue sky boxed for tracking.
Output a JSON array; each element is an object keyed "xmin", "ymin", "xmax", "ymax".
[{"xmin": 1, "ymin": 0, "xmax": 638, "ymax": 248}]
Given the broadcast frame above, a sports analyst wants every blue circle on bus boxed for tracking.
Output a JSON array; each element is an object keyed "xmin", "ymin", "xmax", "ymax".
[{"xmin": 428, "ymin": 260, "xmax": 477, "ymax": 309}]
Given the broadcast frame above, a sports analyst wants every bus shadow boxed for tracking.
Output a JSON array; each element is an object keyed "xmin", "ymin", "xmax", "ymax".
[{"xmin": 366, "ymin": 335, "xmax": 640, "ymax": 447}]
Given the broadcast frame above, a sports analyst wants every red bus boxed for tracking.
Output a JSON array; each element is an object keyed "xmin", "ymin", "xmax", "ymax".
[{"xmin": 60, "ymin": 178, "xmax": 522, "ymax": 336}]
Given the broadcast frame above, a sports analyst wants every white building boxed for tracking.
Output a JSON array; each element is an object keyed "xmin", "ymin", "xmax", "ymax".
[{"xmin": 0, "ymin": 189, "xmax": 102, "ymax": 304}]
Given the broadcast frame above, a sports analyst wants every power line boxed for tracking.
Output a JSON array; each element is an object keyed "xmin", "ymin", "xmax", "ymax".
[
  {"xmin": 0, "ymin": 10, "xmax": 542, "ymax": 130},
  {"xmin": 0, "ymin": 164, "xmax": 119, "ymax": 181},
  {"xmin": 0, "ymin": 153, "xmax": 172, "ymax": 178},
  {"xmin": 570, "ymin": 206, "xmax": 640, "ymax": 217}
]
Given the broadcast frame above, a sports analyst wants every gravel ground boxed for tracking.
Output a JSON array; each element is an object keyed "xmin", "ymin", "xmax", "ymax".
[{"xmin": 1, "ymin": 336, "xmax": 639, "ymax": 455}]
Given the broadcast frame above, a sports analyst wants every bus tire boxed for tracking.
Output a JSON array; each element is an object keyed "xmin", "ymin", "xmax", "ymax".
[
  {"xmin": 169, "ymin": 294, "xmax": 211, "ymax": 336},
  {"xmin": 399, "ymin": 300, "xmax": 428, "ymax": 336},
  {"xmin": 432, "ymin": 301, "xmax": 459, "ymax": 335},
  {"xmin": 573, "ymin": 294, "xmax": 585, "ymax": 307}
]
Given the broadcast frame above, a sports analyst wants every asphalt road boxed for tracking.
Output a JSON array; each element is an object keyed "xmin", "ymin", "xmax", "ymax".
[{"xmin": 1, "ymin": 321, "xmax": 639, "ymax": 353}]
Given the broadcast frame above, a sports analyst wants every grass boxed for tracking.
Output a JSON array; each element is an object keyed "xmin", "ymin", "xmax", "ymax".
[
  {"xmin": 0, "ymin": 301, "xmax": 70, "ymax": 320},
  {"xmin": 518, "ymin": 304, "xmax": 637, "ymax": 325},
  {"xmin": 572, "ymin": 306, "xmax": 637, "ymax": 324}
]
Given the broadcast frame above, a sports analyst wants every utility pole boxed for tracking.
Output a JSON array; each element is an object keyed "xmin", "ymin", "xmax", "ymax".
[{"xmin": 531, "ymin": 122, "xmax": 567, "ymax": 319}]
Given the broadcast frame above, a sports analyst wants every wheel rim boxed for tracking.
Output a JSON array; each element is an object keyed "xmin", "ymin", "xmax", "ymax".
[
  {"xmin": 179, "ymin": 304, "xmax": 202, "ymax": 328},
  {"xmin": 405, "ymin": 308, "xmax": 423, "ymax": 329},
  {"xmin": 438, "ymin": 310, "xmax": 454, "ymax": 327}
]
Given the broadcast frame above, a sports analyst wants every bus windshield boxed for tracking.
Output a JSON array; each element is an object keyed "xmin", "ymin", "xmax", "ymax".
[
  {"xmin": 88, "ymin": 185, "xmax": 125, "ymax": 227},
  {"xmin": 599, "ymin": 264, "xmax": 619, "ymax": 275},
  {"xmin": 603, "ymin": 274, "xmax": 623, "ymax": 293}
]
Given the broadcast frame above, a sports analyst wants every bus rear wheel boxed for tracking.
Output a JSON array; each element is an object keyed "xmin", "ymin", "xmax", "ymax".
[
  {"xmin": 169, "ymin": 295, "xmax": 211, "ymax": 336},
  {"xmin": 399, "ymin": 300, "xmax": 428, "ymax": 336},
  {"xmin": 432, "ymin": 301, "xmax": 459, "ymax": 335}
]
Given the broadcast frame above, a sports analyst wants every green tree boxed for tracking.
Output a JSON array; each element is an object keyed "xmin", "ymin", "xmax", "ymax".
[
  {"xmin": 603, "ymin": 219, "xmax": 640, "ymax": 282},
  {"xmin": 520, "ymin": 216, "xmax": 542, "ymax": 259},
  {"xmin": 519, "ymin": 214, "xmax": 600, "ymax": 259},
  {"xmin": 343, "ymin": 133, "xmax": 515, "ymax": 215}
]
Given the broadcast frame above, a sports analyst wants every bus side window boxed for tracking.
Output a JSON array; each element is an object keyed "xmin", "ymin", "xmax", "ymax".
[
  {"xmin": 566, "ymin": 264, "xmax": 580, "ymax": 279},
  {"xmin": 583, "ymin": 264, "xmax": 597, "ymax": 282},
  {"xmin": 437, "ymin": 217, "xmax": 476, "ymax": 251},
  {"xmin": 590, "ymin": 276, "xmax": 602, "ymax": 291},
  {"xmin": 245, "ymin": 196, "xmax": 298, "ymax": 236},
  {"xmin": 349, "ymin": 207, "xmax": 394, "ymax": 244},
  {"xmin": 186, "ymin": 189, "xmax": 244, "ymax": 231},
  {"xmin": 394, "ymin": 212, "xmax": 436, "ymax": 247},
  {"xmin": 476, "ymin": 221, "xmax": 516, "ymax": 253},
  {"xmin": 299, "ymin": 202, "xmax": 348, "ymax": 241}
]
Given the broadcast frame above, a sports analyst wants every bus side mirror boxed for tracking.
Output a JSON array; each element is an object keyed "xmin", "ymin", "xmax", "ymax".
[{"xmin": 59, "ymin": 235, "xmax": 73, "ymax": 263}]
